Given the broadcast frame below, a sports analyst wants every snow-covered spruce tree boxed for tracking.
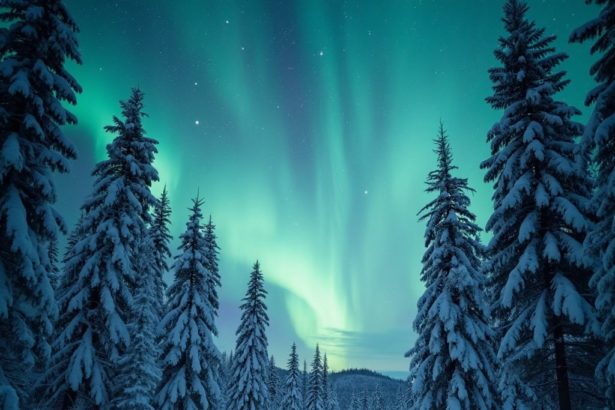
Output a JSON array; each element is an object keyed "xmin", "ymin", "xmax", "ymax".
[
  {"xmin": 394, "ymin": 384, "xmax": 411, "ymax": 410},
  {"xmin": 307, "ymin": 345, "xmax": 324, "ymax": 410},
  {"xmin": 268, "ymin": 355, "xmax": 280, "ymax": 409},
  {"xmin": 372, "ymin": 384, "xmax": 385, "ymax": 410},
  {"xmin": 322, "ymin": 354, "xmax": 339, "ymax": 410},
  {"xmin": 570, "ymin": 1, "xmax": 615, "ymax": 407},
  {"xmin": 226, "ymin": 261, "xmax": 270, "ymax": 410},
  {"xmin": 41, "ymin": 89, "xmax": 158, "ymax": 408},
  {"xmin": 156, "ymin": 196, "xmax": 223, "ymax": 410},
  {"xmin": 303, "ymin": 360, "xmax": 308, "ymax": 409},
  {"xmin": 113, "ymin": 237, "xmax": 161, "ymax": 410},
  {"xmin": 282, "ymin": 343, "xmax": 302, "ymax": 410},
  {"xmin": 0, "ymin": 0, "xmax": 81, "ymax": 406},
  {"xmin": 149, "ymin": 185, "xmax": 172, "ymax": 317},
  {"xmin": 204, "ymin": 215, "xmax": 221, "ymax": 319},
  {"xmin": 359, "ymin": 390, "xmax": 369, "ymax": 410},
  {"xmin": 406, "ymin": 124, "xmax": 497, "ymax": 409},
  {"xmin": 349, "ymin": 390, "xmax": 359, "ymax": 410},
  {"xmin": 322, "ymin": 354, "xmax": 329, "ymax": 407},
  {"xmin": 483, "ymin": 1, "xmax": 601, "ymax": 408}
]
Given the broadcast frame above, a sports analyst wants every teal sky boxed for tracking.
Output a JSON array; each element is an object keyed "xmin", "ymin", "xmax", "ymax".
[{"xmin": 56, "ymin": 0, "xmax": 597, "ymax": 373}]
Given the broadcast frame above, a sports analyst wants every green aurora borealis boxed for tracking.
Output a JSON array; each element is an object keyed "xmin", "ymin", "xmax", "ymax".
[{"xmin": 57, "ymin": 0, "xmax": 597, "ymax": 373}]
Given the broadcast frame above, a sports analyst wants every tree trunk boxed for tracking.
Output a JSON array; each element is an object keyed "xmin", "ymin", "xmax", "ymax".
[{"xmin": 553, "ymin": 319, "xmax": 572, "ymax": 410}]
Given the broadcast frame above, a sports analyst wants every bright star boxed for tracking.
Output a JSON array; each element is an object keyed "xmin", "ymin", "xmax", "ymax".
[
  {"xmin": 364, "ymin": 189, "xmax": 369, "ymax": 195},
  {"xmin": 319, "ymin": 50, "xmax": 324, "ymax": 56},
  {"xmin": 195, "ymin": 120, "xmax": 200, "ymax": 125},
  {"xmin": 225, "ymin": 19, "xmax": 229, "ymax": 24}
]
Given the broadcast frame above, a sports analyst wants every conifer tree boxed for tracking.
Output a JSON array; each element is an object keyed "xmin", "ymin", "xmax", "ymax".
[
  {"xmin": 303, "ymin": 360, "xmax": 308, "ymax": 409},
  {"xmin": 204, "ymin": 216, "xmax": 221, "ymax": 319},
  {"xmin": 322, "ymin": 354, "xmax": 339, "ymax": 410},
  {"xmin": 322, "ymin": 354, "xmax": 329, "ymax": 406},
  {"xmin": 372, "ymin": 384, "xmax": 385, "ymax": 410},
  {"xmin": 407, "ymin": 124, "xmax": 497, "ymax": 409},
  {"xmin": 42, "ymin": 89, "xmax": 158, "ymax": 407},
  {"xmin": 281, "ymin": 343, "xmax": 302, "ymax": 410},
  {"xmin": 156, "ymin": 196, "xmax": 223, "ymax": 410},
  {"xmin": 149, "ymin": 186, "xmax": 172, "ymax": 317},
  {"xmin": 483, "ymin": 1, "xmax": 600, "ymax": 408},
  {"xmin": 571, "ymin": 1, "xmax": 615, "ymax": 406},
  {"xmin": 349, "ymin": 390, "xmax": 359, "ymax": 410},
  {"xmin": 360, "ymin": 390, "xmax": 369, "ymax": 410},
  {"xmin": 114, "ymin": 237, "xmax": 161, "ymax": 410},
  {"xmin": 226, "ymin": 261, "xmax": 270, "ymax": 410},
  {"xmin": 0, "ymin": 0, "xmax": 81, "ymax": 406},
  {"xmin": 394, "ymin": 384, "xmax": 410, "ymax": 410},
  {"xmin": 307, "ymin": 345, "xmax": 324, "ymax": 410},
  {"xmin": 268, "ymin": 355, "xmax": 280, "ymax": 410}
]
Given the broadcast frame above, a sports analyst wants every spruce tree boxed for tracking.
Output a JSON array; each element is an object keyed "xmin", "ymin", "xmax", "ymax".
[
  {"xmin": 360, "ymin": 390, "xmax": 369, "ymax": 410},
  {"xmin": 42, "ymin": 89, "xmax": 158, "ymax": 407},
  {"xmin": 571, "ymin": 1, "xmax": 615, "ymax": 406},
  {"xmin": 372, "ymin": 384, "xmax": 385, "ymax": 410},
  {"xmin": 349, "ymin": 390, "xmax": 359, "ymax": 410},
  {"xmin": 268, "ymin": 355, "xmax": 280, "ymax": 409},
  {"xmin": 113, "ymin": 237, "xmax": 161, "ymax": 410},
  {"xmin": 281, "ymin": 343, "xmax": 302, "ymax": 410},
  {"xmin": 483, "ymin": 1, "xmax": 600, "ymax": 408},
  {"xmin": 320, "ymin": 354, "xmax": 340, "ymax": 410},
  {"xmin": 226, "ymin": 261, "xmax": 270, "ymax": 410},
  {"xmin": 149, "ymin": 186, "xmax": 172, "ymax": 317},
  {"xmin": 303, "ymin": 360, "xmax": 308, "ymax": 409},
  {"xmin": 0, "ymin": 0, "xmax": 81, "ymax": 406},
  {"xmin": 322, "ymin": 354, "xmax": 329, "ymax": 407},
  {"xmin": 156, "ymin": 196, "xmax": 223, "ymax": 410},
  {"xmin": 204, "ymin": 216, "xmax": 221, "ymax": 319},
  {"xmin": 407, "ymin": 124, "xmax": 497, "ymax": 409},
  {"xmin": 394, "ymin": 384, "xmax": 411, "ymax": 410},
  {"xmin": 307, "ymin": 345, "xmax": 324, "ymax": 410}
]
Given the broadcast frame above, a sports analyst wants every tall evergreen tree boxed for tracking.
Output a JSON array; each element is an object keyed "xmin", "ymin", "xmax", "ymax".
[
  {"xmin": 570, "ymin": 1, "xmax": 615, "ymax": 407},
  {"xmin": 226, "ymin": 261, "xmax": 270, "ymax": 410},
  {"xmin": 42, "ymin": 89, "xmax": 158, "ymax": 408},
  {"xmin": 307, "ymin": 345, "xmax": 324, "ymax": 410},
  {"xmin": 407, "ymin": 125, "xmax": 497, "ymax": 409},
  {"xmin": 322, "ymin": 354, "xmax": 329, "ymax": 407},
  {"xmin": 303, "ymin": 360, "xmax": 308, "ymax": 409},
  {"xmin": 0, "ymin": 0, "xmax": 81, "ymax": 406},
  {"xmin": 204, "ymin": 215, "xmax": 221, "ymax": 319},
  {"xmin": 114, "ymin": 237, "xmax": 161, "ymax": 410},
  {"xmin": 268, "ymin": 355, "xmax": 280, "ymax": 410},
  {"xmin": 149, "ymin": 186, "xmax": 172, "ymax": 317},
  {"xmin": 322, "ymin": 354, "xmax": 339, "ymax": 410},
  {"xmin": 156, "ymin": 196, "xmax": 223, "ymax": 410},
  {"xmin": 282, "ymin": 343, "xmax": 302, "ymax": 410},
  {"xmin": 483, "ymin": 1, "xmax": 601, "ymax": 408}
]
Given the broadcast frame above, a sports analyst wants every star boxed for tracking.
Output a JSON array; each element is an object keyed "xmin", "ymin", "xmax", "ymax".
[
  {"xmin": 195, "ymin": 120, "xmax": 200, "ymax": 125},
  {"xmin": 364, "ymin": 189, "xmax": 369, "ymax": 195},
  {"xmin": 319, "ymin": 50, "xmax": 324, "ymax": 56},
  {"xmin": 225, "ymin": 19, "xmax": 230, "ymax": 24},
  {"xmin": 194, "ymin": 81, "xmax": 198, "ymax": 86}
]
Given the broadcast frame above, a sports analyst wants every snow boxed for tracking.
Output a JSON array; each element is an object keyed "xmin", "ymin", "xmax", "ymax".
[{"xmin": 157, "ymin": 197, "xmax": 222, "ymax": 410}]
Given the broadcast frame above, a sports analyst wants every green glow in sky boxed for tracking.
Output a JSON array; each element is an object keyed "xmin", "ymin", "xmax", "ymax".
[{"xmin": 59, "ymin": 0, "xmax": 596, "ymax": 372}]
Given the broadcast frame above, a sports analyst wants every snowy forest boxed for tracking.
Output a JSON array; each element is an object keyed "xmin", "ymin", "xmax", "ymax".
[{"xmin": 0, "ymin": 0, "xmax": 614, "ymax": 409}]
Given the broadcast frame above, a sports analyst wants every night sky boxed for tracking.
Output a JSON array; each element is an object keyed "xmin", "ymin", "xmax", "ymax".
[{"xmin": 57, "ymin": 0, "xmax": 597, "ymax": 374}]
